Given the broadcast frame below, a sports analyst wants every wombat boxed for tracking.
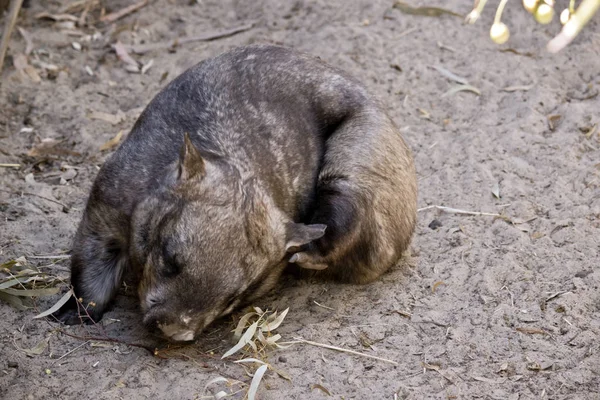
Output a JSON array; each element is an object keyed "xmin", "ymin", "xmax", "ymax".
[{"xmin": 56, "ymin": 44, "xmax": 417, "ymax": 341}]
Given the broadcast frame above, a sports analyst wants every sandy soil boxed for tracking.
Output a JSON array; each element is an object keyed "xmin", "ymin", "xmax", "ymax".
[{"xmin": 1, "ymin": 1, "xmax": 599, "ymax": 399}]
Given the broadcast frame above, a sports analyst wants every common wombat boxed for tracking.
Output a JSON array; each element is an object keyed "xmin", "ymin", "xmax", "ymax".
[{"xmin": 57, "ymin": 44, "xmax": 417, "ymax": 341}]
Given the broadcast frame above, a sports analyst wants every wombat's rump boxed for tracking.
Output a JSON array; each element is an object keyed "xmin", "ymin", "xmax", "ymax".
[{"xmin": 56, "ymin": 45, "xmax": 417, "ymax": 341}]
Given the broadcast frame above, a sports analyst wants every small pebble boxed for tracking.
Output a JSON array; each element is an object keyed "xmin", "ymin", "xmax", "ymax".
[
  {"xmin": 428, "ymin": 219, "xmax": 443, "ymax": 230},
  {"xmin": 7, "ymin": 361, "xmax": 18, "ymax": 368},
  {"xmin": 278, "ymin": 356, "xmax": 287, "ymax": 363}
]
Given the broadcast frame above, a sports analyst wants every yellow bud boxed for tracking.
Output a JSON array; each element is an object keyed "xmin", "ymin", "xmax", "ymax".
[
  {"xmin": 535, "ymin": 3, "xmax": 554, "ymax": 24},
  {"xmin": 490, "ymin": 22, "xmax": 510, "ymax": 44},
  {"xmin": 523, "ymin": 0, "xmax": 539, "ymax": 13},
  {"xmin": 560, "ymin": 8, "xmax": 571, "ymax": 24}
]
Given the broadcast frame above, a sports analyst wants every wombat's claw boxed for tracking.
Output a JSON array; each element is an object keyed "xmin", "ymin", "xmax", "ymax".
[{"xmin": 289, "ymin": 252, "xmax": 329, "ymax": 270}]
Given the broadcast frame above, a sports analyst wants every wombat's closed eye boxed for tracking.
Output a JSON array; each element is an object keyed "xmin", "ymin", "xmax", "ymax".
[{"xmin": 161, "ymin": 242, "xmax": 183, "ymax": 277}]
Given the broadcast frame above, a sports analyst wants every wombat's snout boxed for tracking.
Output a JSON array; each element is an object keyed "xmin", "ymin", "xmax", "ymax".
[{"xmin": 143, "ymin": 309, "xmax": 197, "ymax": 342}]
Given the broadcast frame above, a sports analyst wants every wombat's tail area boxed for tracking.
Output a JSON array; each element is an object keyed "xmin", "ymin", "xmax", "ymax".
[{"xmin": 54, "ymin": 204, "xmax": 129, "ymax": 325}]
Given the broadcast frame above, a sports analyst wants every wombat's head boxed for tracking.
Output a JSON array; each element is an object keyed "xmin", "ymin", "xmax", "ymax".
[{"xmin": 131, "ymin": 134, "xmax": 325, "ymax": 342}]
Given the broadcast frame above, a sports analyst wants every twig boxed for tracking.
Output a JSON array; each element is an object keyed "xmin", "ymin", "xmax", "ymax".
[
  {"xmin": 57, "ymin": 329, "xmax": 155, "ymax": 354},
  {"xmin": 0, "ymin": 0, "xmax": 24, "ymax": 74},
  {"xmin": 313, "ymin": 301, "xmax": 335, "ymax": 311},
  {"xmin": 99, "ymin": 0, "xmax": 148, "ymax": 23},
  {"xmin": 29, "ymin": 255, "xmax": 71, "ymax": 260},
  {"xmin": 126, "ymin": 22, "xmax": 256, "ymax": 54},
  {"xmin": 0, "ymin": 188, "xmax": 69, "ymax": 209},
  {"xmin": 279, "ymin": 337, "xmax": 398, "ymax": 366},
  {"xmin": 78, "ymin": 0, "xmax": 94, "ymax": 27},
  {"xmin": 397, "ymin": 27, "xmax": 418, "ymax": 39},
  {"xmin": 417, "ymin": 205, "xmax": 505, "ymax": 218},
  {"xmin": 0, "ymin": 163, "xmax": 20, "ymax": 168},
  {"xmin": 545, "ymin": 291, "xmax": 569, "ymax": 302},
  {"xmin": 53, "ymin": 340, "xmax": 90, "ymax": 363},
  {"xmin": 17, "ymin": 27, "xmax": 33, "ymax": 55}
]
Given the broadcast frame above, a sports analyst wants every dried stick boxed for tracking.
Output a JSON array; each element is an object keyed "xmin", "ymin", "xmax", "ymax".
[
  {"xmin": 99, "ymin": 0, "xmax": 148, "ymax": 23},
  {"xmin": 0, "ymin": 0, "xmax": 24, "ymax": 74},
  {"xmin": 417, "ymin": 205, "xmax": 504, "ymax": 218},
  {"xmin": 126, "ymin": 22, "xmax": 256, "ymax": 54},
  {"xmin": 280, "ymin": 338, "xmax": 399, "ymax": 365},
  {"xmin": 0, "ymin": 188, "xmax": 69, "ymax": 209}
]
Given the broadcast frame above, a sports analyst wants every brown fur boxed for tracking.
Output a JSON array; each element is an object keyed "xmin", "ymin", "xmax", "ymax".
[{"xmin": 56, "ymin": 45, "xmax": 417, "ymax": 341}]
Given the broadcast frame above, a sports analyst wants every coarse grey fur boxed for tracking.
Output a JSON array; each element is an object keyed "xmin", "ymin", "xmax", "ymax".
[{"xmin": 56, "ymin": 44, "xmax": 417, "ymax": 341}]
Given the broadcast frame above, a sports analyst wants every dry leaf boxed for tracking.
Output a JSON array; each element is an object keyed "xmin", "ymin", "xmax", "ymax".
[
  {"xmin": 222, "ymin": 321, "xmax": 259, "ymax": 359},
  {"xmin": 25, "ymin": 173, "xmax": 36, "ymax": 185},
  {"xmin": 422, "ymin": 362, "xmax": 441, "ymax": 371},
  {"xmin": 15, "ymin": 336, "xmax": 50, "ymax": 356},
  {"xmin": 311, "ymin": 384, "xmax": 332, "ymax": 396},
  {"xmin": 2, "ymin": 287, "xmax": 60, "ymax": 297},
  {"xmin": 88, "ymin": 110, "xmax": 126, "ymax": 125},
  {"xmin": 13, "ymin": 54, "xmax": 41, "ymax": 83},
  {"xmin": 391, "ymin": 309, "xmax": 412, "ymax": 318},
  {"xmin": 113, "ymin": 41, "xmax": 139, "ymax": 69},
  {"xmin": 233, "ymin": 311, "xmax": 258, "ymax": 340},
  {"xmin": 472, "ymin": 376, "xmax": 507, "ymax": 384},
  {"xmin": 260, "ymin": 308, "xmax": 289, "ymax": 332},
  {"xmin": 100, "ymin": 0, "xmax": 149, "ymax": 23},
  {"xmin": 502, "ymin": 83, "xmax": 535, "ymax": 92},
  {"xmin": 17, "ymin": 27, "xmax": 34, "ymax": 55},
  {"xmin": 492, "ymin": 182, "xmax": 501, "ymax": 199},
  {"xmin": 547, "ymin": 115, "xmax": 562, "ymax": 131},
  {"xmin": 431, "ymin": 65, "xmax": 469, "ymax": 85},
  {"xmin": 28, "ymin": 138, "xmax": 80, "ymax": 158},
  {"xmin": 393, "ymin": 1, "xmax": 462, "ymax": 17},
  {"xmin": 141, "ymin": 59, "xmax": 154, "ymax": 74},
  {"xmin": 442, "ymin": 84, "xmax": 481, "ymax": 98},
  {"xmin": 432, "ymin": 281, "xmax": 445, "ymax": 293},
  {"xmin": 35, "ymin": 12, "xmax": 79, "ymax": 22},
  {"xmin": 516, "ymin": 327, "xmax": 547, "ymax": 335},
  {"xmin": 100, "ymin": 130, "xmax": 125, "ymax": 151},
  {"xmin": 60, "ymin": 168, "xmax": 78, "ymax": 182},
  {"xmin": 417, "ymin": 108, "xmax": 431, "ymax": 120},
  {"xmin": 0, "ymin": 291, "xmax": 28, "ymax": 310},
  {"xmin": 33, "ymin": 289, "xmax": 74, "ymax": 319},
  {"xmin": 247, "ymin": 364, "xmax": 268, "ymax": 400}
]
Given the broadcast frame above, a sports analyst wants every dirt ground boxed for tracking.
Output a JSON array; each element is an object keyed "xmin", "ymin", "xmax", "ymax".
[{"xmin": 1, "ymin": 0, "xmax": 599, "ymax": 399}]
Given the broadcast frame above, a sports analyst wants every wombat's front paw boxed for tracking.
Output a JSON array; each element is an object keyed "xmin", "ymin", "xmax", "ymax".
[{"xmin": 51, "ymin": 296, "xmax": 103, "ymax": 325}]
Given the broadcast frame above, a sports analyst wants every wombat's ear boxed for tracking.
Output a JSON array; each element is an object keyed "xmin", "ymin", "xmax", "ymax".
[
  {"xmin": 285, "ymin": 223, "xmax": 327, "ymax": 251},
  {"xmin": 178, "ymin": 132, "xmax": 205, "ymax": 181}
]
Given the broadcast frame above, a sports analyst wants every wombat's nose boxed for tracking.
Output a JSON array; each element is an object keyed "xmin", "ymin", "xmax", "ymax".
[
  {"xmin": 167, "ymin": 330, "xmax": 195, "ymax": 342},
  {"xmin": 157, "ymin": 322, "xmax": 196, "ymax": 342}
]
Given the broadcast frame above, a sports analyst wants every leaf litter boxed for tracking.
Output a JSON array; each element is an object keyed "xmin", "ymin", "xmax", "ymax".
[
  {"xmin": 429, "ymin": 66, "xmax": 481, "ymax": 98},
  {"xmin": 0, "ymin": 256, "xmax": 69, "ymax": 312},
  {"xmin": 208, "ymin": 305, "xmax": 397, "ymax": 399}
]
